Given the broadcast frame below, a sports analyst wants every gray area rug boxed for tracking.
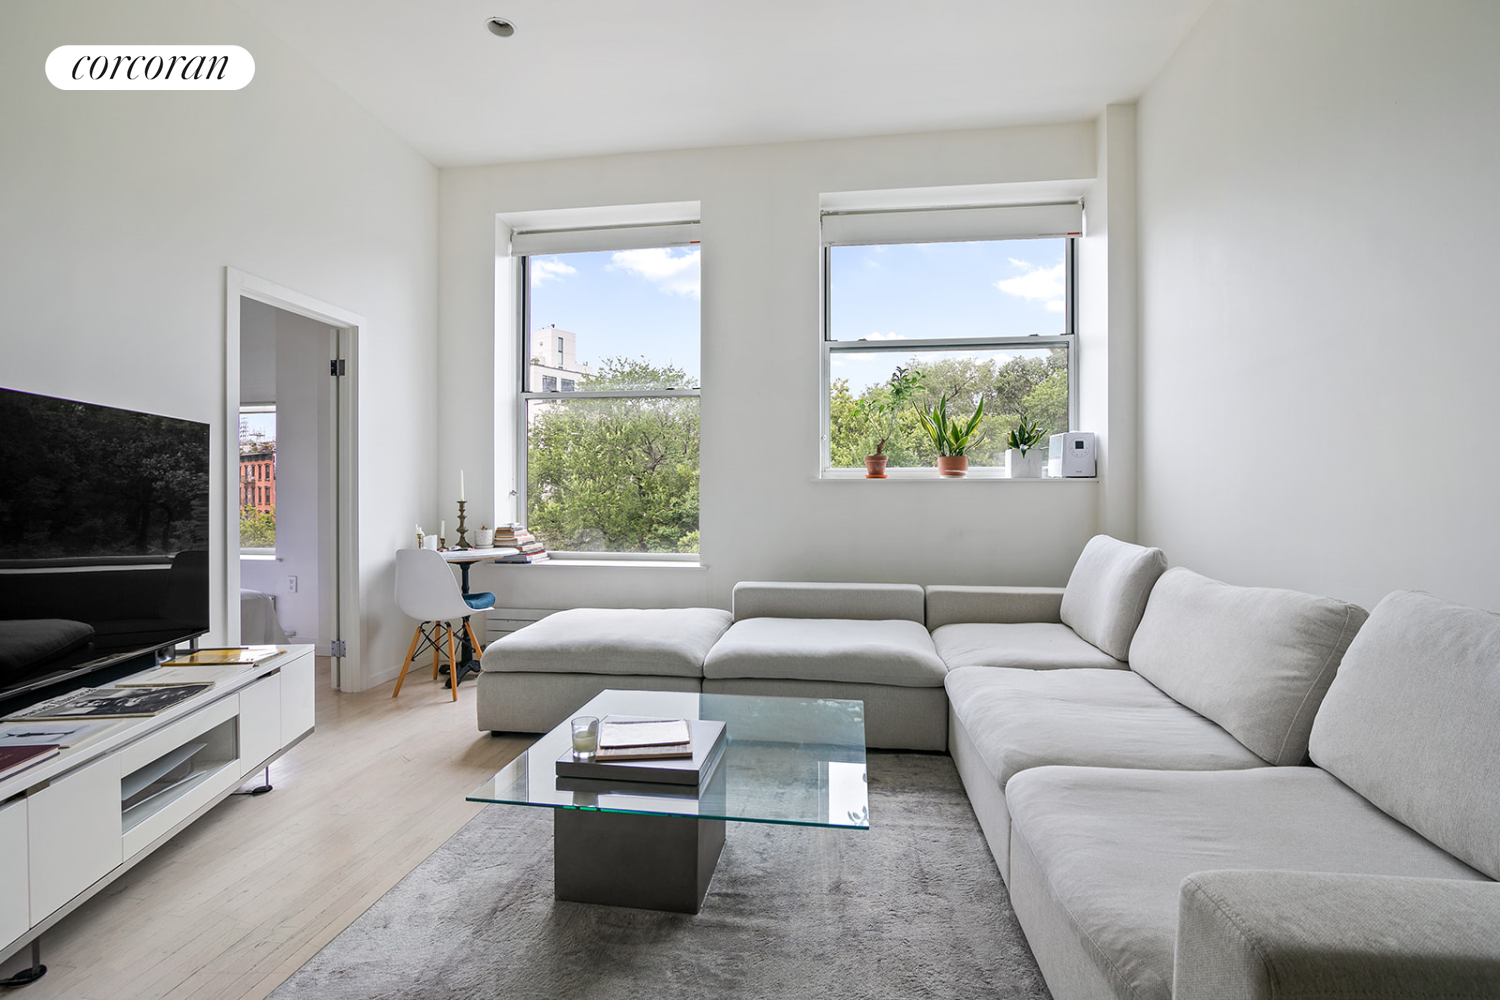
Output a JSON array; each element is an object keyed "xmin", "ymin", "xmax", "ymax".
[{"xmin": 271, "ymin": 753, "xmax": 1051, "ymax": 1000}]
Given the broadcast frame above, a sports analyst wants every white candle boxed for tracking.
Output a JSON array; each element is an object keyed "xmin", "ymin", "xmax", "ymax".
[
  {"xmin": 460, "ymin": 469, "xmax": 465, "ymax": 501},
  {"xmin": 440, "ymin": 520, "xmax": 446, "ymax": 539}
]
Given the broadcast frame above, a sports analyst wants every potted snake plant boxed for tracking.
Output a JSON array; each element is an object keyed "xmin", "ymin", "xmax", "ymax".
[
  {"xmin": 915, "ymin": 394, "xmax": 985, "ymax": 477},
  {"xmin": 1005, "ymin": 418, "xmax": 1047, "ymax": 478},
  {"xmin": 852, "ymin": 365, "xmax": 924, "ymax": 478}
]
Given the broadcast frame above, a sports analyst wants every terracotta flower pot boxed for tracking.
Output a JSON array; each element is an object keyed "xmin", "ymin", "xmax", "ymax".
[
  {"xmin": 863, "ymin": 455, "xmax": 889, "ymax": 478},
  {"xmin": 936, "ymin": 455, "xmax": 969, "ymax": 478}
]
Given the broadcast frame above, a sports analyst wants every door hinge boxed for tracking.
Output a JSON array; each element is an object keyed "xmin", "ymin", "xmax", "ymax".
[
  {"xmin": 330, "ymin": 639, "xmax": 347, "ymax": 657},
  {"xmin": 330, "ymin": 359, "xmax": 346, "ymax": 377}
]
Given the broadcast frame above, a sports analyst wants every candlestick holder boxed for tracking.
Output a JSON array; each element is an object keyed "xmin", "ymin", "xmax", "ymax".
[{"xmin": 455, "ymin": 499, "xmax": 472, "ymax": 549}]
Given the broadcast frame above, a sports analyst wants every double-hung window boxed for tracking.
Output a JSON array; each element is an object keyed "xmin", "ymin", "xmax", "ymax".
[
  {"xmin": 821, "ymin": 202, "xmax": 1080, "ymax": 477},
  {"xmin": 512, "ymin": 219, "xmax": 701, "ymax": 554}
]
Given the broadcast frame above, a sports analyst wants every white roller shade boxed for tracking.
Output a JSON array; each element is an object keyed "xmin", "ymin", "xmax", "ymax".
[
  {"xmin": 821, "ymin": 202, "xmax": 1082, "ymax": 247},
  {"xmin": 511, "ymin": 221, "xmax": 701, "ymax": 256}
]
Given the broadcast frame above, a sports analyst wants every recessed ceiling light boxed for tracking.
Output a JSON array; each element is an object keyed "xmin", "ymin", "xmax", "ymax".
[{"xmin": 486, "ymin": 17, "xmax": 516, "ymax": 37}]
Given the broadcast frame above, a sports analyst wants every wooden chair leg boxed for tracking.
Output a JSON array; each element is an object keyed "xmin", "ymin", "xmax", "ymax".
[
  {"xmin": 432, "ymin": 623, "xmax": 442, "ymax": 680},
  {"xmin": 446, "ymin": 624, "xmax": 458, "ymax": 702},
  {"xmin": 465, "ymin": 619, "xmax": 483, "ymax": 660},
  {"xmin": 393, "ymin": 625, "xmax": 423, "ymax": 698}
]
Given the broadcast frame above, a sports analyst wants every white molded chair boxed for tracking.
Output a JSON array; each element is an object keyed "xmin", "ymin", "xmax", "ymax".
[{"xmin": 394, "ymin": 548, "xmax": 495, "ymax": 701}]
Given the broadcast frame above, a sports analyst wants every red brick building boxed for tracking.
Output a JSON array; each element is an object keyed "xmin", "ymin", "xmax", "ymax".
[{"xmin": 239, "ymin": 447, "xmax": 276, "ymax": 513}]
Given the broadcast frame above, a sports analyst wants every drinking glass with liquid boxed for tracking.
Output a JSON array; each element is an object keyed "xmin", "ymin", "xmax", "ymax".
[{"xmin": 571, "ymin": 716, "xmax": 599, "ymax": 760}]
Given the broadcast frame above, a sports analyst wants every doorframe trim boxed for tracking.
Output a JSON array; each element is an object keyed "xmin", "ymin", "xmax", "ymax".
[{"xmin": 225, "ymin": 267, "xmax": 365, "ymax": 692}]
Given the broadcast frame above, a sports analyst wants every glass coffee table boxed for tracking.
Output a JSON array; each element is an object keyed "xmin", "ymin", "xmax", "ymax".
[{"xmin": 468, "ymin": 689, "xmax": 868, "ymax": 913}]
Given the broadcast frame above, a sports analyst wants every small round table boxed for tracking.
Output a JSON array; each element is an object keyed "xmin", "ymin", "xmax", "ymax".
[{"xmin": 439, "ymin": 548, "xmax": 508, "ymax": 687}]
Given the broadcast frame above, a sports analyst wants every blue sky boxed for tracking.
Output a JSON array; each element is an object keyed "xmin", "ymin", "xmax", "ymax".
[
  {"xmin": 525, "ymin": 237, "xmax": 1064, "ymax": 394},
  {"xmin": 529, "ymin": 247, "xmax": 702, "ymax": 383},
  {"xmin": 239, "ymin": 409, "xmax": 275, "ymax": 447}
]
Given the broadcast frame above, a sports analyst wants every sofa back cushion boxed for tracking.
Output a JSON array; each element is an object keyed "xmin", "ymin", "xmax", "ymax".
[
  {"xmin": 1129, "ymin": 568, "xmax": 1368, "ymax": 766},
  {"xmin": 1058, "ymin": 535, "xmax": 1168, "ymax": 659},
  {"xmin": 731, "ymin": 581, "xmax": 925, "ymax": 623},
  {"xmin": 1309, "ymin": 591, "xmax": 1500, "ymax": 881}
]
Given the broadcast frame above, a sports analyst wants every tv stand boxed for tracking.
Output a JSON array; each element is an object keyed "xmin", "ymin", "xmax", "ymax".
[{"xmin": 0, "ymin": 646, "xmax": 315, "ymax": 983}]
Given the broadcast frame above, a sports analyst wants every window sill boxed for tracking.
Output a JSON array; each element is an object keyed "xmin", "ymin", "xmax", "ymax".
[
  {"xmin": 493, "ymin": 558, "xmax": 705, "ymax": 570},
  {"xmin": 816, "ymin": 470, "xmax": 1097, "ymax": 483}
]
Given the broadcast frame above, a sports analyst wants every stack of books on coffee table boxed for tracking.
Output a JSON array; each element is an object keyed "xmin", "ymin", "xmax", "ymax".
[{"xmin": 556, "ymin": 715, "xmax": 727, "ymax": 786}]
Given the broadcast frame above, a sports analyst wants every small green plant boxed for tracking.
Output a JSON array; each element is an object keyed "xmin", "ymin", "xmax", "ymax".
[
  {"xmin": 1006, "ymin": 418, "xmax": 1046, "ymax": 455},
  {"xmin": 915, "ymin": 394, "xmax": 985, "ymax": 457},
  {"xmin": 853, "ymin": 365, "xmax": 924, "ymax": 456}
]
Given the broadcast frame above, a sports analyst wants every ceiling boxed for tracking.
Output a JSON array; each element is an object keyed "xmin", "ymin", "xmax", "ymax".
[{"xmin": 233, "ymin": 0, "xmax": 1214, "ymax": 168}]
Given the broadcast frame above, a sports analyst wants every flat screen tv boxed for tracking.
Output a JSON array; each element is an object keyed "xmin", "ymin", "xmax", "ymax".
[{"xmin": 0, "ymin": 387, "xmax": 211, "ymax": 711}]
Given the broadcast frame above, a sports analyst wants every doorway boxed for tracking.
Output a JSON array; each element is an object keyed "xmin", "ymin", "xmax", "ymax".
[{"xmin": 225, "ymin": 269, "xmax": 362, "ymax": 691}]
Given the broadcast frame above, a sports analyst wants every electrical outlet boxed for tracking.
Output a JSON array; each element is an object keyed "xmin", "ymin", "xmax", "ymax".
[{"xmin": 286, "ymin": 575, "xmax": 298, "ymax": 594}]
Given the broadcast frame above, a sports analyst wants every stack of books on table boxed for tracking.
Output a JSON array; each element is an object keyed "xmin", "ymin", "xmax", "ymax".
[
  {"xmin": 556, "ymin": 715, "xmax": 727, "ymax": 786},
  {"xmin": 491, "ymin": 524, "xmax": 550, "ymax": 563}
]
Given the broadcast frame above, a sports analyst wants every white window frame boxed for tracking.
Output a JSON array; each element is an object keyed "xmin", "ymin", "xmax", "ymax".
[
  {"xmin": 511, "ymin": 221, "xmax": 702, "ymax": 555},
  {"xmin": 819, "ymin": 203, "xmax": 1080, "ymax": 479}
]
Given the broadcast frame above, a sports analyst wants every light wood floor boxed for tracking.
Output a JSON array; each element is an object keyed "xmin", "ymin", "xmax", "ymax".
[{"xmin": 3, "ymin": 658, "xmax": 530, "ymax": 1000}]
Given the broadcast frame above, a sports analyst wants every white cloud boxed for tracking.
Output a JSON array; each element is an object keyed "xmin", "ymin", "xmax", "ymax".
[
  {"xmin": 610, "ymin": 247, "xmax": 700, "ymax": 299},
  {"xmin": 530, "ymin": 258, "xmax": 577, "ymax": 284},
  {"xmin": 865, "ymin": 332, "xmax": 903, "ymax": 341},
  {"xmin": 996, "ymin": 260, "xmax": 1065, "ymax": 312}
]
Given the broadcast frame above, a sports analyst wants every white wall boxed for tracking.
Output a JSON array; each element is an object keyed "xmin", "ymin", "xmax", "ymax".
[
  {"xmin": 1137, "ymin": 0, "xmax": 1500, "ymax": 610},
  {"xmin": 1, "ymin": 0, "xmax": 439, "ymax": 686},
  {"xmin": 440, "ymin": 123, "xmax": 1134, "ymax": 611}
]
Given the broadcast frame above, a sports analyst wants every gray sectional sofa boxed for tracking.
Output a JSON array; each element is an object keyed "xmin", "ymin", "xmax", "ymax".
[
  {"xmin": 475, "ymin": 535, "xmax": 1500, "ymax": 997},
  {"xmin": 1004, "ymin": 589, "xmax": 1500, "ymax": 1000}
]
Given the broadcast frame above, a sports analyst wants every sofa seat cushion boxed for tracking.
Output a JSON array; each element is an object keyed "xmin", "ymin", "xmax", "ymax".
[
  {"xmin": 703, "ymin": 618, "xmax": 947, "ymax": 688},
  {"xmin": 1128, "ymin": 568, "xmax": 1368, "ymax": 767},
  {"xmin": 1006, "ymin": 766, "xmax": 1489, "ymax": 1000},
  {"xmin": 946, "ymin": 667, "xmax": 1267, "ymax": 788},
  {"xmin": 480, "ymin": 607, "xmax": 732, "ymax": 678},
  {"xmin": 933, "ymin": 622, "xmax": 1125, "ymax": 671}
]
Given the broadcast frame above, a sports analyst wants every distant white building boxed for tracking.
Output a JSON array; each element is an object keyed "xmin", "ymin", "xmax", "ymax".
[{"xmin": 527, "ymin": 325, "xmax": 591, "ymax": 392}]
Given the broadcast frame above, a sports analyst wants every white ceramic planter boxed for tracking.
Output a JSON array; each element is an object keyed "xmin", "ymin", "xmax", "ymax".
[{"xmin": 1005, "ymin": 449, "xmax": 1043, "ymax": 479}]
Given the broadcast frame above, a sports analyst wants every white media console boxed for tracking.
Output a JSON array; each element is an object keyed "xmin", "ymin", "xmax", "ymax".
[{"xmin": 0, "ymin": 645, "xmax": 315, "ymax": 972}]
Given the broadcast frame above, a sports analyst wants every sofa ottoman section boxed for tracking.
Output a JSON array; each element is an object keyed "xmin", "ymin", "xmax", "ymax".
[
  {"xmin": 703, "ymin": 582, "xmax": 948, "ymax": 750},
  {"xmin": 703, "ymin": 617, "xmax": 948, "ymax": 750},
  {"xmin": 477, "ymin": 607, "xmax": 732, "ymax": 733}
]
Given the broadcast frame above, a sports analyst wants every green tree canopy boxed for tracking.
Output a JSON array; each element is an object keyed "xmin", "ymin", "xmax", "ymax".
[
  {"xmin": 526, "ymin": 357, "xmax": 699, "ymax": 553},
  {"xmin": 239, "ymin": 508, "xmax": 275, "ymax": 548}
]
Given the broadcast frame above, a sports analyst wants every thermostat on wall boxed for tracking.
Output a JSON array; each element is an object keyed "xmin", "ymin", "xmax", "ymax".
[{"xmin": 1047, "ymin": 433, "xmax": 1096, "ymax": 478}]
